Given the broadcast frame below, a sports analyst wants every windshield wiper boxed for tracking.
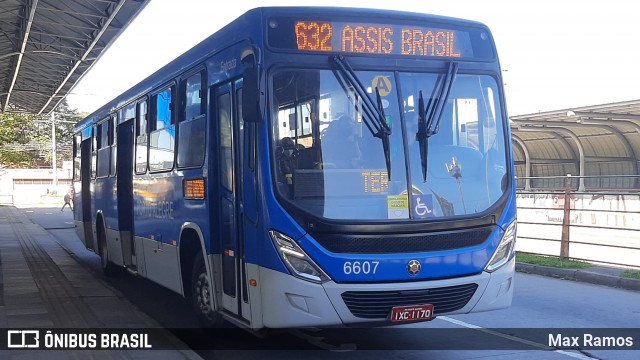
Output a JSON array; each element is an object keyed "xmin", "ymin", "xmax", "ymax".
[
  {"xmin": 416, "ymin": 61, "xmax": 459, "ymax": 182},
  {"xmin": 331, "ymin": 55, "xmax": 392, "ymax": 180}
]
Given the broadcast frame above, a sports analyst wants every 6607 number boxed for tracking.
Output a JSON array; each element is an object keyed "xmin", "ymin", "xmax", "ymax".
[{"xmin": 343, "ymin": 261, "xmax": 380, "ymax": 275}]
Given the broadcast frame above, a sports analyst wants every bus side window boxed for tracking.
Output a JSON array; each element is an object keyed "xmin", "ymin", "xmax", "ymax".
[
  {"xmin": 135, "ymin": 99, "xmax": 148, "ymax": 174},
  {"xmin": 110, "ymin": 115, "xmax": 117, "ymax": 177},
  {"xmin": 91, "ymin": 126, "xmax": 97, "ymax": 179},
  {"xmin": 96, "ymin": 119, "xmax": 111, "ymax": 178},
  {"xmin": 149, "ymin": 87, "xmax": 175, "ymax": 172},
  {"xmin": 178, "ymin": 71, "xmax": 206, "ymax": 168},
  {"xmin": 184, "ymin": 72, "xmax": 204, "ymax": 121},
  {"xmin": 218, "ymin": 91, "xmax": 233, "ymax": 191},
  {"xmin": 73, "ymin": 133, "xmax": 82, "ymax": 181},
  {"xmin": 239, "ymin": 86, "xmax": 256, "ymax": 172}
]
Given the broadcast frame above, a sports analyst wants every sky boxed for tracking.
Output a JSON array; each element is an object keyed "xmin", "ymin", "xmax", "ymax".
[{"xmin": 66, "ymin": 0, "xmax": 640, "ymax": 116}]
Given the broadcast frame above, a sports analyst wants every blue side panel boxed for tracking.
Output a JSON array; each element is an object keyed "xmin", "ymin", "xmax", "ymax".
[
  {"xmin": 131, "ymin": 168, "xmax": 210, "ymax": 250},
  {"xmin": 243, "ymin": 121, "xmax": 292, "ymax": 274},
  {"xmin": 176, "ymin": 169, "xmax": 210, "ymax": 250},
  {"xmin": 94, "ymin": 177, "xmax": 118, "ymax": 229},
  {"xmin": 132, "ymin": 175, "xmax": 181, "ymax": 244}
]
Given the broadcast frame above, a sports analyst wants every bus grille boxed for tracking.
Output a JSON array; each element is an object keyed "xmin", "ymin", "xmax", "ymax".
[
  {"xmin": 311, "ymin": 226, "xmax": 493, "ymax": 254},
  {"xmin": 341, "ymin": 283, "xmax": 478, "ymax": 319}
]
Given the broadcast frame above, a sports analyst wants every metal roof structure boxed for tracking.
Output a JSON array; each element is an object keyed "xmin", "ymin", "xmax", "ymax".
[
  {"xmin": 0, "ymin": 0, "xmax": 149, "ymax": 115},
  {"xmin": 1, "ymin": 0, "xmax": 637, "ymax": 194},
  {"xmin": 511, "ymin": 100, "xmax": 640, "ymax": 192}
]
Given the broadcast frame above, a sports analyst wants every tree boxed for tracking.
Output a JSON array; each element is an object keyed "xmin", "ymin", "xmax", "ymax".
[
  {"xmin": 0, "ymin": 112, "xmax": 41, "ymax": 167},
  {"xmin": 0, "ymin": 100, "xmax": 84, "ymax": 168},
  {"xmin": 52, "ymin": 100, "xmax": 84, "ymax": 165}
]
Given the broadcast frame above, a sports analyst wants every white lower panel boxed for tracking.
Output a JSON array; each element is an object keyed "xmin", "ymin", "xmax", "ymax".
[
  {"xmin": 75, "ymin": 220, "xmax": 96, "ymax": 251},
  {"xmin": 259, "ymin": 267, "xmax": 342, "ymax": 328},
  {"xmin": 258, "ymin": 258, "xmax": 515, "ymax": 328},
  {"xmin": 106, "ymin": 228, "xmax": 124, "ymax": 267},
  {"xmin": 138, "ymin": 237, "xmax": 183, "ymax": 295},
  {"xmin": 469, "ymin": 256, "xmax": 515, "ymax": 313}
]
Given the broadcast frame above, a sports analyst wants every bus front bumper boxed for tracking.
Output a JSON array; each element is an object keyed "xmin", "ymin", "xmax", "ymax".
[{"xmin": 259, "ymin": 257, "xmax": 514, "ymax": 328}]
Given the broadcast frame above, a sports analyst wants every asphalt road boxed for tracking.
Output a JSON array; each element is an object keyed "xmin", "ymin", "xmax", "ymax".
[{"xmin": 22, "ymin": 207, "xmax": 640, "ymax": 360}]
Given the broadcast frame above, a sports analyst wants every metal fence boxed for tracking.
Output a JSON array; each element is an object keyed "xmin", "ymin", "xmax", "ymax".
[{"xmin": 516, "ymin": 175, "xmax": 640, "ymax": 269}]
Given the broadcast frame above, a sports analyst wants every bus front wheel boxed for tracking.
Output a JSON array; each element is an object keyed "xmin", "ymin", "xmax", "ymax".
[{"xmin": 191, "ymin": 253, "xmax": 223, "ymax": 327}]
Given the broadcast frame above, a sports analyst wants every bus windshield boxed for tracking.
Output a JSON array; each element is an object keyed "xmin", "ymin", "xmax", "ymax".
[{"xmin": 271, "ymin": 65, "xmax": 508, "ymax": 221}]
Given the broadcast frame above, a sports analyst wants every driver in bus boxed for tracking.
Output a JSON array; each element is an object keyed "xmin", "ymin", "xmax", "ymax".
[{"xmin": 320, "ymin": 114, "xmax": 362, "ymax": 168}]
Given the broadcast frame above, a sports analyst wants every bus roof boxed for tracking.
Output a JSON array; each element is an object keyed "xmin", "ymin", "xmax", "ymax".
[
  {"xmin": 74, "ymin": 6, "xmax": 492, "ymax": 131},
  {"xmin": 258, "ymin": 6, "xmax": 489, "ymax": 28}
]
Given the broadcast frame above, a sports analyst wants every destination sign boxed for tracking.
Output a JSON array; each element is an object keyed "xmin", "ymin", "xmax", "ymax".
[
  {"xmin": 294, "ymin": 21, "xmax": 466, "ymax": 57},
  {"xmin": 267, "ymin": 14, "xmax": 496, "ymax": 61},
  {"xmin": 267, "ymin": 16, "xmax": 495, "ymax": 59}
]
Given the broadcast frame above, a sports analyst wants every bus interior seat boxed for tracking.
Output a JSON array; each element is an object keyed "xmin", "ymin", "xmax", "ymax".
[{"xmin": 320, "ymin": 116, "xmax": 360, "ymax": 168}]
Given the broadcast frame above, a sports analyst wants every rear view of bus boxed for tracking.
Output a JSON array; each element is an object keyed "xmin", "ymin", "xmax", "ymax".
[{"xmin": 250, "ymin": 8, "xmax": 516, "ymax": 328}]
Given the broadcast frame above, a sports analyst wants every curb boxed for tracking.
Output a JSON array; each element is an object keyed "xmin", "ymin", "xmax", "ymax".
[{"xmin": 515, "ymin": 262, "xmax": 640, "ymax": 291}]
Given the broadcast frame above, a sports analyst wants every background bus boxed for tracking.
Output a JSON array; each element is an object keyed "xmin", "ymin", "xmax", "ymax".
[{"xmin": 72, "ymin": 7, "xmax": 516, "ymax": 330}]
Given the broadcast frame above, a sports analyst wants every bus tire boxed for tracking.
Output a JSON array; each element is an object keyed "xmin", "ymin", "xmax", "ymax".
[
  {"xmin": 191, "ymin": 252, "xmax": 223, "ymax": 327},
  {"xmin": 98, "ymin": 223, "xmax": 122, "ymax": 277}
]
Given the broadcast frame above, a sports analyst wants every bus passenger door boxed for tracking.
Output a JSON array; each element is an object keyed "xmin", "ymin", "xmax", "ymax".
[
  {"xmin": 78, "ymin": 137, "xmax": 95, "ymax": 251},
  {"xmin": 213, "ymin": 80, "xmax": 251, "ymax": 322},
  {"xmin": 116, "ymin": 119, "xmax": 135, "ymax": 269}
]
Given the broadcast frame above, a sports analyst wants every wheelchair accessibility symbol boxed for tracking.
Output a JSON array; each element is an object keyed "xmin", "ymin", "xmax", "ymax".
[{"xmin": 412, "ymin": 195, "xmax": 434, "ymax": 218}]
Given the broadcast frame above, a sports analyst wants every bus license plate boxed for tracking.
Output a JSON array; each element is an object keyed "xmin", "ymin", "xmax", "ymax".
[{"xmin": 390, "ymin": 304, "xmax": 434, "ymax": 323}]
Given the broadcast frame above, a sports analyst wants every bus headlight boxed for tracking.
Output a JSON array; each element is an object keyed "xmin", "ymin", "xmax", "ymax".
[
  {"xmin": 269, "ymin": 230, "xmax": 330, "ymax": 283},
  {"xmin": 485, "ymin": 221, "xmax": 516, "ymax": 273}
]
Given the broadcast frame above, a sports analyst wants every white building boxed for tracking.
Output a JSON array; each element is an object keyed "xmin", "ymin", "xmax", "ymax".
[{"xmin": 0, "ymin": 162, "xmax": 72, "ymax": 206}]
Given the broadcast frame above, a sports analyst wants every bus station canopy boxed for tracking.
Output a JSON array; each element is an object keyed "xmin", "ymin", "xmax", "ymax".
[
  {"xmin": 0, "ymin": 0, "xmax": 149, "ymax": 115},
  {"xmin": 510, "ymin": 100, "xmax": 640, "ymax": 192}
]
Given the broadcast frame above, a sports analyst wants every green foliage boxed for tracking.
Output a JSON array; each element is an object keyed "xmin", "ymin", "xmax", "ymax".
[
  {"xmin": 0, "ymin": 112, "xmax": 38, "ymax": 167},
  {"xmin": 51, "ymin": 101, "xmax": 81, "ymax": 163},
  {"xmin": 516, "ymin": 252, "xmax": 591, "ymax": 269},
  {"xmin": 0, "ymin": 100, "xmax": 83, "ymax": 168},
  {"xmin": 621, "ymin": 269, "xmax": 640, "ymax": 279},
  {"xmin": 0, "ymin": 149, "xmax": 36, "ymax": 167},
  {"xmin": 0, "ymin": 112, "xmax": 35, "ymax": 143}
]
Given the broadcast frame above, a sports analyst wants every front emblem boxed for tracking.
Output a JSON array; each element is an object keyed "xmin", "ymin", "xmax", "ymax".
[{"xmin": 406, "ymin": 260, "xmax": 421, "ymax": 276}]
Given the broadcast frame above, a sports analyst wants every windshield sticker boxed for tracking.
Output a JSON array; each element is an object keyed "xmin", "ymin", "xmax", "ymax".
[
  {"xmin": 362, "ymin": 171, "xmax": 389, "ymax": 193},
  {"xmin": 372, "ymin": 76, "xmax": 392, "ymax": 96},
  {"xmin": 387, "ymin": 195, "xmax": 409, "ymax": 219},
  {"xmin": 412, "ymin": 194, "xmax": 435, "ymax": 218}
]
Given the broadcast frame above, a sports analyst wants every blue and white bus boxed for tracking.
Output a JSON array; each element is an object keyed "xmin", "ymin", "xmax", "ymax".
[{"xmin": 72, "ymin": 7, "xmax": 516, "ymax": 329}]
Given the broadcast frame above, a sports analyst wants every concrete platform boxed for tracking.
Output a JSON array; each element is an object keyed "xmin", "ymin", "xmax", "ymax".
[{"xmin": 0, "ymin": 206, "xmax": 202, "ymax": 359}]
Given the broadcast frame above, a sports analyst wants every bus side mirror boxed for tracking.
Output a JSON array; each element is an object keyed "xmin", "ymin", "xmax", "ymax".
[{"xmin": 242, "ymin": 67, "xmax": 261, "ymax": 123}]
